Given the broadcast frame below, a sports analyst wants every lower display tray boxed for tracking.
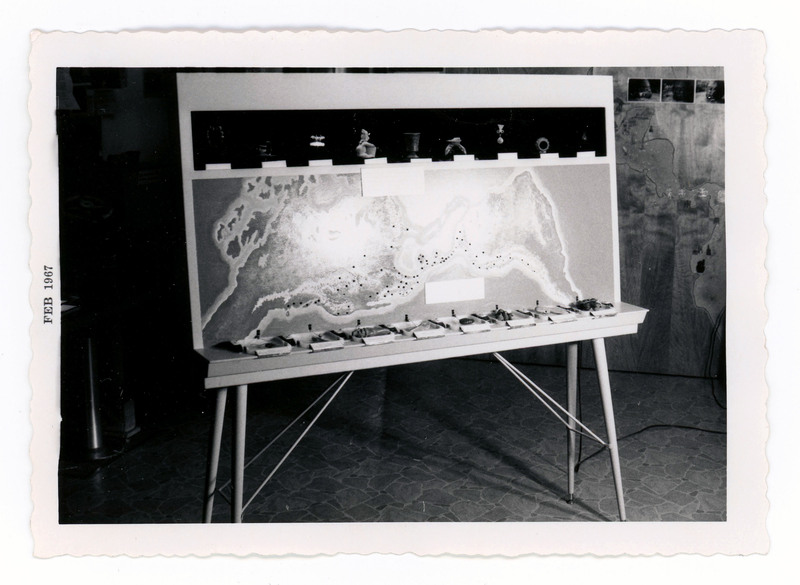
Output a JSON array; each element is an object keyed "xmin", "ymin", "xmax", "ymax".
[{"xmin": 197, "ymin": 303, "xmax": 647, "ymax": 388}]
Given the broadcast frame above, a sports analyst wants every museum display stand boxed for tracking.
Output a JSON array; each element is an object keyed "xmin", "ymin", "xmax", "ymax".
[{"xmin": 177, "ymin": 72, "xmax": 647, "ymax": 523}]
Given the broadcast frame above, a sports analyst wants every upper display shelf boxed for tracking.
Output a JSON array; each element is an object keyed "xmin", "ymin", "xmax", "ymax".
[
  {"xmin": 177, "ymin": 72, "xmax": 617, "ymax": 175},
  {"xmin": 190, "ymin": 106, "xmax": 607, "ymax": 171}
]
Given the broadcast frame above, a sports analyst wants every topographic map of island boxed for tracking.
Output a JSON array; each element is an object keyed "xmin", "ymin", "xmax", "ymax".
[{"xmin": 191, "ymin": 164, "xmax": 616, "ymax": 346}]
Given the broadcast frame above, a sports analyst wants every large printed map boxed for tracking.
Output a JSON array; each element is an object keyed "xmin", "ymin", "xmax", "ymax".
[{"xmin": 192, "ymin": 164, "xmax": 615, "ymax": 346}]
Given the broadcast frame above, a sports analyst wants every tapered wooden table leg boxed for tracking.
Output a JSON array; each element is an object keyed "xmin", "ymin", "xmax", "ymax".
[
  {"xmin": 203, "ymin": 387, "xmax": 228, "ymax": 523},
  {"xmin": 232, "ymin": 384, "xmax": 248, "ymax": 523},
  {"xmin": 591, "ymin": 338, "xmax": 626, "ymax": 521},
  {"xmin": 566, "ymin": 342, "xmax": 579, "ymax": 504}
]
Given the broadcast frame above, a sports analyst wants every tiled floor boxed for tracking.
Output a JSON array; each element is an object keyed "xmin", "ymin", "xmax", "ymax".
[{"xmin": 58, "ymin": 358, "xmax": 726, "ymax": 523}]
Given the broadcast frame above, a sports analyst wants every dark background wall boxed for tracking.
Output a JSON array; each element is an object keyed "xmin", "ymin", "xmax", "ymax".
[
  {"xmin": 57, "ymin": 67, "xmax": 725, "ymax": 447},
  {"xmin": 58, "ymin": 68, "xmax": 201, "ymax": 444}
]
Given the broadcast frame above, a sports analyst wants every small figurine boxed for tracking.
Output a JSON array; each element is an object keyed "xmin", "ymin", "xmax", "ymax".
[
  {"xmin": 579, "ymin": 125, "xmax": 591, "ymax": 149},
  {"xmin": 351, "ymin": 325, "xmax": 392, "ymax": 339},
  {"xmin": 355, "ymin": 129, "xmax": 377, "ymax": 159},
  {"xmin": 257, "ymin": 140, "xmax": 273, "ymax": 160},
  {"xmin": 536, "ymin": 136, "xmax": 550, "ymax": 154},
  {"xmin": 403, "ymin": 132, "xmax": 421, "ymax": 160},
  {"xmin": 311, "ymin": 330, "xmax": 340, "ymax": 343},
  {"xmin": 490, "ymin": 308, "xmax": 513, "ymax": 321},
  {"xmin": 443, "ymin": 137, "xmax": 467, "ymax": 160},
  {"xmin": 496, "ymin": 124, "xmax": 505, "ymax": 145},
  {"xmin": 569, "ymin": 298, "xmax": 617, "ymax": 315},
  {"xmin": 409, "ymin": 321, "xmax": 442, "ymax": 333},
  {"xmin": 206, "ymin": 121, "xmax": 227, "ymax": 158}
]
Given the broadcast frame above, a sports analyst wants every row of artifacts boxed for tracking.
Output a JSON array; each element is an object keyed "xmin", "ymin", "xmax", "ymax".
[
  {"xmin": 192, "ymin": 106, "xmax": 608, "ymax": 170},
  {"xmin": 235, "ymin": 298, "xmax": 617, "ymax": 357},
  {"xmin": 208, "ymin": 126, "xmax": 557, "ymax": 165},
  {"xmin": 349, "ymin": 128, "xmax": 553, "ymax": 160}
]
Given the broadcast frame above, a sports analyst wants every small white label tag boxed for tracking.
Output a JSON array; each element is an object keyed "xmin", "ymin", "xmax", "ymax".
[
  {"xmin": 425, "ymin": 278, "xmax": 486, "ymax": 304},
  {"xmin": 361, "ymin": 165, "xmax": 426, "ymax": 198}
]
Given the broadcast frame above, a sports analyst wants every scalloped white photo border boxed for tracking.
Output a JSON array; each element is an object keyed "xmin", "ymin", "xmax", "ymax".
[{"xmin": 27, "ymin": 29, "xmax": 767, "ymax": 558}]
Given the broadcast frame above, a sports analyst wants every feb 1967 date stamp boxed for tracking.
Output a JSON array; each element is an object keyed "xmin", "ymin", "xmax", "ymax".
[{"xmin": 42, "ymin": 265, "xmax": 54, "ymax": 324}]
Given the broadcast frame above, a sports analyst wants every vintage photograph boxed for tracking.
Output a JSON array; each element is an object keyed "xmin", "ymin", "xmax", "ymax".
[
  {"xmin": 627, "ymin": 78, "xmax": 662, "ymax": 102},
  {"xmin": 697, "ymin": 79, "xmax": 726, "ymax": 104},
  {"xmin": 661, "ymin": 79, "xmax": 696, "ymax": 103},
  {"xmin": 27, "ymin": 30, "xmax": 768, "ymax": 558}
]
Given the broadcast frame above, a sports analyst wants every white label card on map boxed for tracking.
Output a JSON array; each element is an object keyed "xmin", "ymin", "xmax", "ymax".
[
  {"xmin": 361, "ymin": 166, "xmax": 425, "ymax": 198},
  {"xmin": 425, "ymin": 278, "xmax": 486, "ymax": 304}
]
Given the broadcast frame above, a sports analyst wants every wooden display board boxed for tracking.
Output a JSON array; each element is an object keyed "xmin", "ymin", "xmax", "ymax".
[{"xmin": 177, "ymin": 72, "xmax": 622, "ymax": 358}]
